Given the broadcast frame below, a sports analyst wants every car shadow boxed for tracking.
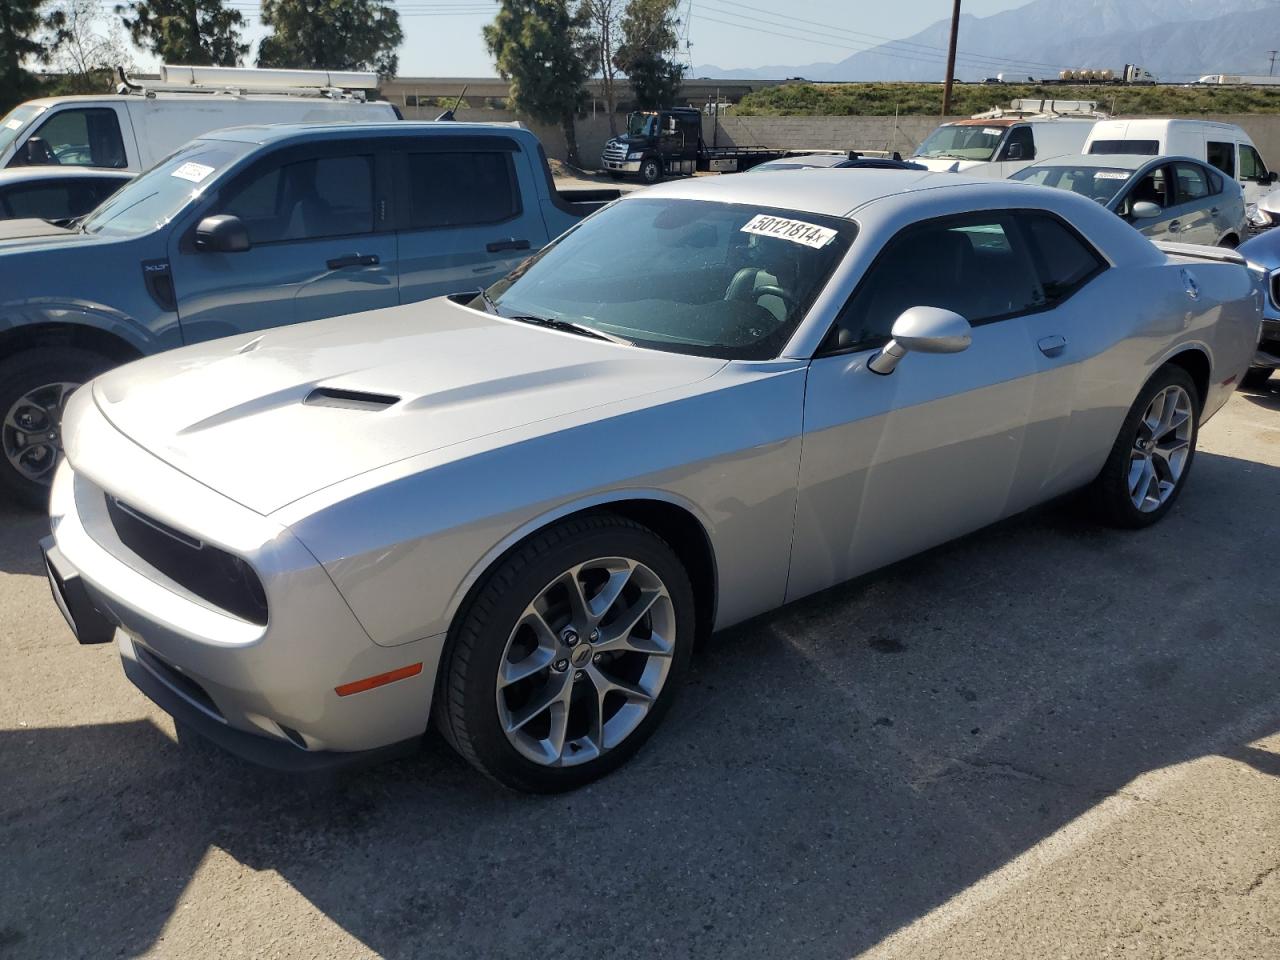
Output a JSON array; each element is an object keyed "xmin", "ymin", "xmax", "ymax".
[
  {"xmin": 0, "ymin": 501, "xmax": 46, "ymax": 576},
  {"xmin": 2, "ymin": 451, "xmax": 1279, "ymax": 959}
]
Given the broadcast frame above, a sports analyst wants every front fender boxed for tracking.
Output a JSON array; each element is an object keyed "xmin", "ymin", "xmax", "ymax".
[{"xmin": 0, "ymin": 297, "xmax": 177, "ymax": 357}]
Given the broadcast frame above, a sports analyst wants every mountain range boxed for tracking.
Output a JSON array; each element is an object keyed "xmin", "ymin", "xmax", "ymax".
[{"xmin": 693, "ymin": 0, "xmax": 1276, "ymax": 82}]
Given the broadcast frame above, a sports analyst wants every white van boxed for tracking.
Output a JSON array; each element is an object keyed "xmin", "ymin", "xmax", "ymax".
[
  {"xmin": 0, "ymin": 65, "xmax": 400, "ymax": 174},
  {"xmin": 1084, "ymin": 118, "xmax": 1276, "ymax": 208},
  {"xmin": 912, "ymin": 117, "xmax": 1097, "ymax": 178}
]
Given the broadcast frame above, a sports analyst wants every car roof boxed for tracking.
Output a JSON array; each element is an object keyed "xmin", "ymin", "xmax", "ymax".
[
  {"xmin": 1024, "ymin": 153, "xmax": 1202, "ymax": 171},
  {"xmin": 0, "ymin": 167, "xmax": 135, "ymax": 184},
  {"xmin": 629, "ymin": 168, "xmax": 1002, "ymax": 218},
  {"xmin": 197, "ymin": 120, "xmax": 518, "ymax": 145}
]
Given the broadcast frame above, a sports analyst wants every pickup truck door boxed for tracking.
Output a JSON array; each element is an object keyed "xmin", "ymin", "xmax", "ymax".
[
  {"xmin": 168, "ymin": 143, "xmax": 398, "ymax": 344},
  {"xmin": 393, "ymin": 135, "xmax": 552, "ymax": 304}
]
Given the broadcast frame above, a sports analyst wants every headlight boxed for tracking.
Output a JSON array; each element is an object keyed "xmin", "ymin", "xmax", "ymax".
[{"xmin": 627, "ymin": 152, "xmax": 643, "ymax": 160}]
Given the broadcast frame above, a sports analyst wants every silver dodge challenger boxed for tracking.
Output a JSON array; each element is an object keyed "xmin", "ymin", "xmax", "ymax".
[{"xmin": 42, "ymin": 170, "xmax": 1262, "ymax": 792}]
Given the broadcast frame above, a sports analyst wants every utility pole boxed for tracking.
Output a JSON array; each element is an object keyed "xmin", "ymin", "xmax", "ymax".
[
  {"xmin": 941, "ymin": 0, "xmax": 962, "ymax": 116},
  {"xmin": 1269, "ymin": 50, "xmax": 1278, "ymax": 76}
]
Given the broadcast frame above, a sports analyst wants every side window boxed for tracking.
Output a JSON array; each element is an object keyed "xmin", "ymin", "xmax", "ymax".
[
  {"xmin": 220, "ymin": 154, "xmax": 374, "ymax": 243},
  {"xmin": 407, "ymin": 151, "xmax": 518, "ymax": 228},
  {"xmin": 1017, "ymin": 212, "xmax": 1106, "ymax": 303},
  {"xmin": 829, "ymin": 213, "xmax": 1044, "ymax": 350},
  {"xmin": 1173, "ymin": 162, "xmax": 1210, "ymax": 203},
  {"xmin": 2, "ymin": 183, "xmax": 76, "ymax": 219},
  {"xmin": 1206, "ymin": 140, "xmax": 1235, "ymax": 177},
  {"xmin": 88, "ymin": 177, "xmax": 127, "ymax": 206},
  {"xmin": 23, "ymin": 108, "xmax": 126, "ymax": 169},
  {"xmin": 1239, "ymin": 144, "xmax": 1266, "ymax": 181},
  {"xmin": 1124, "ymin": 165, "xmax": 1174, "ymax": 212}
]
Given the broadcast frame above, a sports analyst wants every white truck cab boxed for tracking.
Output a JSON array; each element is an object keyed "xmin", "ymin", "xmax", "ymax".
[
  {"xmin": 1085, "ymin": 118, "xmax": 1276, "ymax": 208},
  {"xmin": 913, "ymin": 110, "xmax": 1098, "ymax": 179},
  {"xmin": 0, "ymin": 65, "xmax": 399, "ymax": 174}
]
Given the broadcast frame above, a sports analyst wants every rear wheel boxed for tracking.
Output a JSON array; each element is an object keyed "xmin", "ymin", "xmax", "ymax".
[
  {"xmin": 1089, "ymin": 365, "xmax": 1199, "ymax": 528},
  {"xmin": 435, "ymin": 514, "xmax": 694, "ymax": 792},
  {"xmin": 639, "ymin": 158, "xmax": 662, "ymax": 185},
  {"xmin": 1240, "ymin": 367, "xmax": 1273, "ymax": 391},
  {"xmin": 0, "ymin": 347, "xmax": 113, "ymax": 510}
]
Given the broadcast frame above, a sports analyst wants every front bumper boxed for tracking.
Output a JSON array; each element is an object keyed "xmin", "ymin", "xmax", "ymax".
[
  {"xmin": 47, "ymin": 398, "xmax": 447, "ymax": 768},
  {"xmin": 1254, "ymin": 315, "xmax": 1280, "ymax": 369},
  {"xmin": 602, "ymin": 159, "xmax": 641, "ymax": 173}
]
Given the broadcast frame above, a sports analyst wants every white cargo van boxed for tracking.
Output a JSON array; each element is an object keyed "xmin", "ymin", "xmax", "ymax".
[
  {"xmin": 1084, "ymin": 118, "xmax": 1276, "ymax": 208},
  {"xmin": 0, "ymin": 65, "xmax": 400, "ymax": 174},
  {"xmin": 912, "ymin": 116, "xmax": 1097, "ymax": 178}
]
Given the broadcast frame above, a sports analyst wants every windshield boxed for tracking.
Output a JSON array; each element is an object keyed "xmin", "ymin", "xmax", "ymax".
[
  {"xmin": 483, "ymin": 197, "xmax": 856, "ymax": 360},
  {"xmin": 915, "ymin": 124, "xmax": 1006, "ymax": 161},
  {"xmin": 81, "ymin": 141, "xmax": 253, "ymax": 236},
  {"xmin": 1011, "ymin": 164, "xmax": 1134, "ymax": 205},
  {"xmin": 627, "ymin": 113, "xmax": 657, "ymax": 138},
  {"xmin": 0, "ymin": 104, "xmax": 46, "ymax": 157}
]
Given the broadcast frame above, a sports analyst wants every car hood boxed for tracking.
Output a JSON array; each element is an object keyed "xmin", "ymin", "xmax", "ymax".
[
  {"xmin": 0, "ymin": 218, "xmax": 116, "ymax": 252},
  {"xmin": 912, "ymin": 157, "xmax": 985, "ymax": 173},
  {"xmin": 90, "ymin": 298, "xmax": 726, "ymax": 515}
]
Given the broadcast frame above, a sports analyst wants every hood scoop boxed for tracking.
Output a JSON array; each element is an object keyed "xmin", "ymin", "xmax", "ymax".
[{"xmin": 303, "ymin": 387, "xmax": 400, "ymax": 411}]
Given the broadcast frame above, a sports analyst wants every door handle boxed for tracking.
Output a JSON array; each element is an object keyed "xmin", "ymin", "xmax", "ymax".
[
  {"xmin": 1037, "ymin": 334, "xmax": 1067, "ymax": 358},
  {"xmin": 1167, "ymin": 220, "xmax": 1181, "ymax": 232},
  {"xmin": 486, "ymin": 238, "xmax": 531, "ymax": 253},
  {"xmin": 326, "ymin": 254, "xmax": 380, "ymax": 270},
  {"xmin": 1210, "ymin": 207, "xmax": 1220, "ymax": 215}
]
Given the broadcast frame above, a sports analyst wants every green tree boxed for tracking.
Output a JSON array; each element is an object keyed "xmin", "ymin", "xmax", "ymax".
[
  {"xmin": 257, "ymin": 0, "xmax": 403, "ymax": 78},
  {"xmin": 115, "ymin": 0, "xmax": 246, "ymax": 66},
  {"xmin": 484, "ymin": 0, "xmax": 592, "ymax": 166},
  {"xmin": 0, "ymin": 0, "xmax": 64, "ymax": 96},
  {"xmin": 615, "ymin": 0, "xmax": 682, "ymax": 109}
]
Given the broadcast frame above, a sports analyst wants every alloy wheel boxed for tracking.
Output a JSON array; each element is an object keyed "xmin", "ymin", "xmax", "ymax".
[
  {"xmin": 2, "ymin": 381, "xmax": 80, "ymax": 485},
  {"xmin": 496, "ymin": 556, "xmax": 676, "ymax": 767},
  {"xmin": 1128, "ymin": 384, "xmax": 1193, "ymax": 513}
]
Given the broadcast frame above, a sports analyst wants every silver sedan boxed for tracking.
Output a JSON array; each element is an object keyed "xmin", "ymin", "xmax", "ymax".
[
  {"xmin": 43, "ymin": 170, "xmax": 1261, "ymax": 792},
  {"xmin": 1011, "ymin": 153, "xmax": 1248, "ymax": 247}
]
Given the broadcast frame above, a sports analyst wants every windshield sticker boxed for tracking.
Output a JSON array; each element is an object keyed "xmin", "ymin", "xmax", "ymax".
[
  {"xmin": 171, "ymin": 161, "xmax": 215, "ymax": 183},
  {"xmin": 1094, "ymin": 170, "xmax": 1130, "ymax": 179},
  {"xmin": 4, "ymin": 119, "xmax": 22, "ymax": 130},
  {"xmin": 741, "ymin": 214, "xmax": 837, "ymax": 249},
  {"xmin": 983, "ymin": 127, "xmax": 1004, "ymax": 136}
]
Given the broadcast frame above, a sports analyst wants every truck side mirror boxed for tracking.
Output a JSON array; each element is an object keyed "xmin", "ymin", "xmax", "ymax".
[
  {"xmin": 1005, "ymin": 142, "xmax": 1024, "ymax": 161},
  {"xmin": 1268, "ymin": 170, "xmax": 1278, "ymax": 184},
  {"xmin": 194, "ymin": 214, "xmax": 250, "ymax": 253},
  {"xmin": 19, "ymin": 137, "xmax": 55, "ymax": 166}
]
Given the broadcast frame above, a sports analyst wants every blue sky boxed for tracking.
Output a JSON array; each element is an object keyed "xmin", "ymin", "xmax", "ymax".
[{"xmin": 119, "ymin": 0, "xmax": 1029, "ymax": 77}]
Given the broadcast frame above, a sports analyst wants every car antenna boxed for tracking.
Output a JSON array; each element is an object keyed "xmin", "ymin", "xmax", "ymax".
[{"xmin": 436, "ymin": 86, "xmax": 468, "ymax": 122}]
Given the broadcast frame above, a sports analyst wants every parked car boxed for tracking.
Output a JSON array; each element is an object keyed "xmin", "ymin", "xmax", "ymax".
[
  {"xmin": 0, "ymin": 121, "xmax": 619, "ymax": 507},
  {"xmin": 1237, "ymin": 228, "xmax": 1280, "ymax": 389},
  {"xmin": 0, "ymin": 167, "xmax": 132, "ymax": 224},
  {"xmin": 1010, "ymin": 154, "xmax": 1247, "ymax": 246},
  {"xmin": 749, "ymin": 152, "xmax": 926, "ymax": 172},
  {"xmin": 0, "ymin": 65, "xmax": 399, "ymax": 174},
  {"xmin": 912, "ymin": 116, "xmax": 1096, "ymax": 177},
  {"xmin": 42, "ymin": 170, "xmax": 1259, "ymax": 792},
  {"xmin": 1084, "ymin": 118, "xmax": 1277, "ymax": 210}
]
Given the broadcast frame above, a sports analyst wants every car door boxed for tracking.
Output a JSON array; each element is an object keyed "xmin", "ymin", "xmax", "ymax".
[
  {"xmin": 788, "ymin": 210, "xmax": 1072, "ymax": 602},
  {"xmin": 168, "ymin": 143, "xmax": 398, "ymax": 344},
  {"xmin": 1168, "ymin": 161, "xmax": 1218, "ymax": 244},
  {"xmin": 394, "ymin": 135, "xmax": 551, "ymax": 304},
  {"xmin": 1237, "ymin": 142, "xmax": 1273, "ymax": 208}
]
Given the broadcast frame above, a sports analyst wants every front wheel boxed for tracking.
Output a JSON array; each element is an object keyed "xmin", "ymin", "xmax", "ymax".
[
  {"xmin": 435, "ymin": 514, "xmax": 695, "ymax": 792},
  {"xmin": 1089, "ymin": 365, "xmax": 1199, "ymax": 528},
  {"xmin": 0, "ymin": 347, "xmax": 113, "ymax": 510},
  {"xmin": 639, "ymin": 158, "xmax": 662, "ymax": 185}
]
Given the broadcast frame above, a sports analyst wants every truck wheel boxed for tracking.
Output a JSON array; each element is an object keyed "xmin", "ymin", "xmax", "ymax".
[
  {"xmin": 639, "ymin": 159, "xmax": 662, "ymax": 185},
  {"xmin": 0, "ymin": 348, "xmax": 113, "ymax": 510}
]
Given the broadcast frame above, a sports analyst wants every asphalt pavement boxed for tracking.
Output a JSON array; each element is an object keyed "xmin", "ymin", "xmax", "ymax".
[{"xmin": 2, "ymin": 384, "xmax": 1278, "ymax": 960}]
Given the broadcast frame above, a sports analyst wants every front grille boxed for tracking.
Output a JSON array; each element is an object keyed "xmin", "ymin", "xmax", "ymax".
[
  {"xmin": 603, "ymin": 142, "xmax": 629, "ymax": 162},
  {"xmin": 106, "ymin": 496, "xmax": 268, "ymax": 625}
]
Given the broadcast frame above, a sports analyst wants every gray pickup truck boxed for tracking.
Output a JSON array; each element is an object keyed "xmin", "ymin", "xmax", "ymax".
[{"xmin": 0, "ymin": 121, "xmax": 619, "ymax": 506}]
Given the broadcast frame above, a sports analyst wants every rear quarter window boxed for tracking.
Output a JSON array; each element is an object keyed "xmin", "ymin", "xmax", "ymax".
[{"xmin": 1089, "ymin": 139, "xmax": 1159, "ymax": 156}]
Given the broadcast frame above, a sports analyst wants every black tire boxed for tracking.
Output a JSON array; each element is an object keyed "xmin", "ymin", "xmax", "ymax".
[
  {"xmin": 1089, "ymin": 364, "xmax": 1200, "ymax": 529},
  {"xmin": 1240, "ymin": 366, "xmax": 1273, "ymax": 391},
  {"xmin": 639, "ymin": 158, "xmax": 662, "ymax": 185},
  {"xmin": 435, "ymin": 513, "xmax": 695, "ymax": 793},
  {"xmin": 0, "ymin": 347, "xmax": 114, "ymax": 510}
]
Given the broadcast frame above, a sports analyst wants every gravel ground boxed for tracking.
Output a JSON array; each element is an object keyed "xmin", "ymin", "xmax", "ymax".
[{"xmin": 2, "ymin": 383, "xmax": 1278, "ymax": 960}]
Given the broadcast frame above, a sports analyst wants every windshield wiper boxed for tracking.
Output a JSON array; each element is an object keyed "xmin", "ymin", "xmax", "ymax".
[{"xmin": 508, "ymin": 313, "xmax": 634, "ymax": 346}]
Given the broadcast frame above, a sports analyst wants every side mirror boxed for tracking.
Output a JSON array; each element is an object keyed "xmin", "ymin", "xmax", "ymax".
[
  {"xmin": 1005, "ymin": 142, "xmax": 1024, "ymax": 161},
  {"xmin": 1131, "ymin": 200, "xmax": 1162, "ymax": 219},
  {"xmin": 194, "ymin": 214, "xmax": 250, "ymax": 253},
  {"xmin": 1267, "ymin": 170, "xmax": 1277, "ymax": 184},
  {"xmin": 868, "ymin": 306, "xmax": 972, "ymax": 375},
  {"xmin": 18, "ymin": 136, "xmax": 54, "ymax": 166}
]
